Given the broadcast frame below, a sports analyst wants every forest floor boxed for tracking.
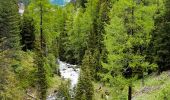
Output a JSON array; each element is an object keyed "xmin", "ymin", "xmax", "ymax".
[
  {"xmin": 93, "ymin": 70, "xmax": 170, "ymax": 100},
  {"xmin": 132, "ymin": 70, "xmax": 170, "ymax": 100},
  {"xmin": 46, "ymin": 70, "xmax": 170, "ymax": 100}
]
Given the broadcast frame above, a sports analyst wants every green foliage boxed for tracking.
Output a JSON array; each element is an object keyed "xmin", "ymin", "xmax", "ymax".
[
  {"xmin": 14, "ymin": 51, "xmax": 37, "ymax": 89},
  {"xmin": 1, "ymin": 0, "xmax": 170, "ymax": 99},
  {"xmin": 0, "ymin": 0, "xmax": 27, "ymax": 99},
  {"xmin": 35, "ymin": 55, "xmax": 48, "ymax": 100},
  {"xmin": 0, "ymin": 0, "xmax": 21, "ymax": 50},
  {"xmin": 101, "ymin": 0, "xmax": 158, "ymax": 85},
  {"xmin": 0, "ymin": 46, "xmax": 37, "ymax": 99},
  {"xmin": 21, "ymin": 12, "xmax": 35, "ymax": 50},
  {"xmin": 132, "ymin": 71, "xmax": 170, "ymax": 100},
  {"xmin": 0, "ymin": 50, "xmax": 24, "ymax": 99},
  {"xmin": 28, "ymin": 0, "xmax": 59, "ymax": 50},
  {"xmin": 76, "ymin": 0, "xmax": 87, "ymax": 8},
  {"xmin": 44, "ymin": 53, "xmax": 58, "ymax": 86},
  {"xmin": 58, "ymin": 81, "xmax": 71, "ymax": 100},
  {"xmin": 152, "ymin": 0, "xmax": 170, "ymax": 71},
  {"xmin": 75, "ymin": 50, "xmax": 94, "ymax": 100},
  {"xmin": 27, "ymin": 1, "xmax": 61, "ymax": 99}
]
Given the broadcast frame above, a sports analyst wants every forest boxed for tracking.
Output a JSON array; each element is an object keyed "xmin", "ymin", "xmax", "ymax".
[{"xmin": 0, "ymin": 0, "xmax": 170, "ymax": 100}]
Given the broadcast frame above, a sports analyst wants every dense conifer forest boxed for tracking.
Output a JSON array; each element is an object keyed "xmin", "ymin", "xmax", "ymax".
[{"xmin": 0, "ymin": 0, "xmax": 170, "ymax": 100}]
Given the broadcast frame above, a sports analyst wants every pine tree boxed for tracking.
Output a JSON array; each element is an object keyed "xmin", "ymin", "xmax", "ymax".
[
  {"xmin": 21, "ymin": 13, "xmax": 35, "ymax": 51},
  {"xmin": 28, "ymin": 0, "xmax": 51, "ymax": 99},
  {"xmin": 75, "ymin": 50, "xmax": 94, "ymax": 100},
  {"xmin": 77, "ymin": 0, "xmax": 112, "ymax": 80},
  {"xmin": 0, "ymin": 0, "xmax": 21, "ymax": 50},
  {"xmin": 153, "ymin": 0, "xmax": 170, "ymax": 72},
  {"xmin": 58, "ymin": 11, "xmax": 70, "ymax": 62}
]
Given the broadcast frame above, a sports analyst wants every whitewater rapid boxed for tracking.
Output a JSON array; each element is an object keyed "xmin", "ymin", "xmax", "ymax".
[
  {"xmin": 58, "ymin": 60, "xmax": 80, "ymax": 88},
  {"xmin": 47, "ymin": 60, "xmax": 80, "ymax": 100}
]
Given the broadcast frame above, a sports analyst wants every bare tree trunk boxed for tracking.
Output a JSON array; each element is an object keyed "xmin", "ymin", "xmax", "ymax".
[{"xmin": 128, "ymin": 85, "xmax": 132, "ymax": 100}]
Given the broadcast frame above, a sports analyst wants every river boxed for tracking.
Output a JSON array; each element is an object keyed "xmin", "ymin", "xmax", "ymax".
[{"xmin": 47, "ymin": 60, "xmax": 80, "ymax": 100}]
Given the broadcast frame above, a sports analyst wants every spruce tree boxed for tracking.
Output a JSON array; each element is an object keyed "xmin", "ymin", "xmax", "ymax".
[
  {"xmin": 21, "ymin": 13, "xmax": 35, "ymax": 51},
  {"xmin": 0, "ymin": 0, "xmax": 22, "ymax": 99},
  {"xmin": 78, "ymin": 0, "xmax": 112, "ymax": 80},
  {"xmin": 58, "ymin": 11, "xmax": 70, "ymax": 62},
  {"xmin": 75, "ymin": 50, "xmax": 94, "ymax": 100},
  {"xmin": 153, "ymin": 0, "xmax": 170, "ymax": 72},
  {"xmin": 0, "ymin": 0, "xmax": 21, "ymax": 50}
]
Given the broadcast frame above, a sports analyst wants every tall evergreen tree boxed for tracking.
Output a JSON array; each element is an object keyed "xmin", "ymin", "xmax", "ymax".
[
  {"xmin": 0, "ymin": 0, "xmax": 21, "ymax": 50},
  {"xmin": 57, "ymin": 9, "xmax": 70, "ymax": 62},
  {"xmin": 102, "ymin": 0, "xmax": 157, "ymax": 98},
  {"xmin": 75, "ymin": 50, "xmax": 94, "ymax": 100},
  {"xmin": 21, "ymin": 13, "xmax": 35, "ymax": 51},
  {"xmin": 102, "ymin": 0, "xmax": 157, "ymax": 82},
  {"xmin": 28, "ymin": 0, "xmax": 51, "ymax": 99},
  {"xmin": 153, "ymin": 0, "xmax": 170, "ymax": 72},
  {"xmin": 0, "ymin": 0, "xmax": 24, "ymax": 99}
]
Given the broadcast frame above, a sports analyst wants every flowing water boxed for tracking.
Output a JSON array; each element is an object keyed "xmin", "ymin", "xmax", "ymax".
[
  {"xmin": 19, "ymin": 1, "xmax": 77, "ymax": 99},
  {"xmin": 47, "ymin": 60, "xmax": 80, "ymax": 100},
  {"xmin": 58, "ymin": 60, "xmax": 80, "ymax": 88}
]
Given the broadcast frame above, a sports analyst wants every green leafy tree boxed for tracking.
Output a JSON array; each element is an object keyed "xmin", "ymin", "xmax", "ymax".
[
  {"xmin": 102, "ymin": 0, "xmax": 158, "ymax": 98},
  {"xmin": 28, "ymin": 0, "xmax": 52, "ymax": 99},
  {"xmin": 58, "ymin": 81, "xmax": 71, "ymax": 100}
]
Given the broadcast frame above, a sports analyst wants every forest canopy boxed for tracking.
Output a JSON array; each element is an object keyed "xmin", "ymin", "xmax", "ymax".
[{"xmin": 0, "ymin": 0, "xmax": 170, "ymax": 100}]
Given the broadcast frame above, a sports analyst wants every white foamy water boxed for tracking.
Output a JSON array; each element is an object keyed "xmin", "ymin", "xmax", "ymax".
[
  {"xmin": 47, "ymin": 60, "xmax": 80, "ymax": 100},
  {"xmin": 58, "ymin": 60, "xmax": 80, "ymax": 88}
]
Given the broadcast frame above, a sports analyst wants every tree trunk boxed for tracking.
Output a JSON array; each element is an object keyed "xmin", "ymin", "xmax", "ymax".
[{"xmin": 128, "ymin": 85, "xmax": 132, "ymax": 100}]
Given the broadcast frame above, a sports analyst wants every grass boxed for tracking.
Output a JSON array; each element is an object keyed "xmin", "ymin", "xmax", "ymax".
[
  {"xmin": 132, "ymin": 71, "xmax": 170, "ymax": 100},
  {"xmin": 48, "ymin": 71, "xmax": 170, "ymax": 100},
  {"xmin": 47, "ymin": 75, "xmax": 63, "ymax": 95},
  {"xmin": 93, "ymin": 71, "xmax": 170, "ymax": 100}
]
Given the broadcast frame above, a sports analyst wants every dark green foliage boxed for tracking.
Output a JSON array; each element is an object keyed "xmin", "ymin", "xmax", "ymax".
[
  {"xmin": 58, "ymin": 24, "xmax": 69, "ymax": 61},
  {"xmin": 153, "ymin": 0, "xmax": 170, "ymax": 72},
  {"xmin": 58, "ymin": 81, "xmax": 71, "ymax": 100},
  {"xmin": 76, "ymin": 0, "xmax": 87, "ymax": 8},
  {"xmin": 36, "ymin": 55, "xmax": 47, "ymax": 100},
  {"xmin": 75, "ymin": 50, "xmax": 94, "ymax": 100},
  {"xmin": 57, "ymin": 5, "xmax": 85, "ymax": 64},
  {"xmin": 0, "ymin": 0, "xmax": 21, "ymax": 50},
  {"xmin": 56, "ymin": 8, "xmax": 73, "ymax": 63},
  {"xmin": 21, "ymin": 14, "xmax": 35, "ymax": 51},
  {"xmin": 0, "ymin": 0, "xmax": 22, "ymax": 98},
  {"xmin": 1, "ymin": 0, "xmax": 170, "ymax": 99}
]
